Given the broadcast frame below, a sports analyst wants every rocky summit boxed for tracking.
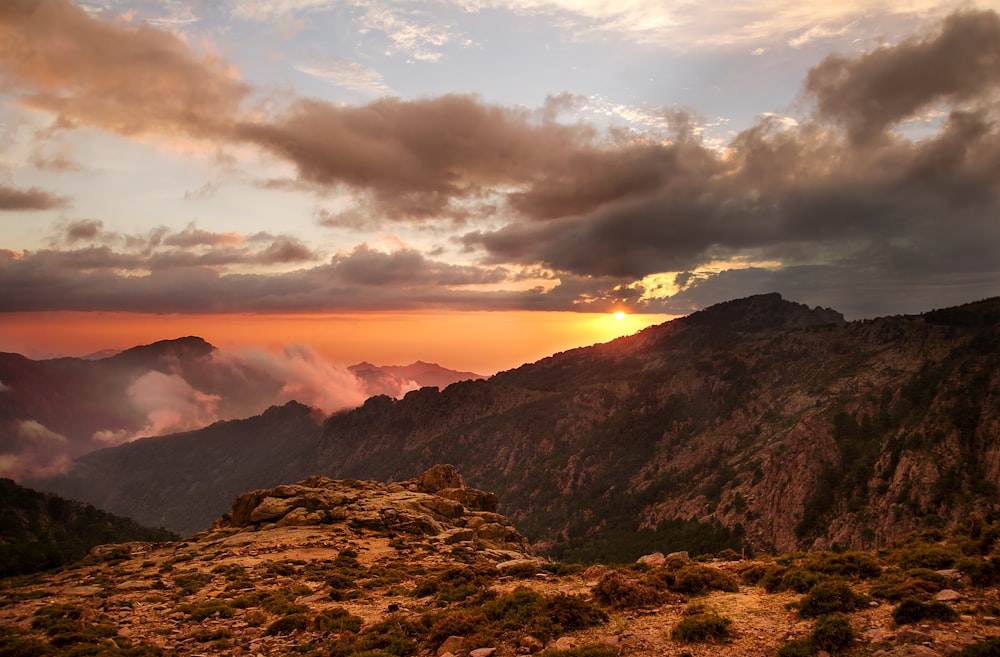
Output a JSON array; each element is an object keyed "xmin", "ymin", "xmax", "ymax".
[
  {"xmin": 1, "ymin": 468, "xmax": 1000, "ymax": 657},
  {"xmin": 211, "ymin": 464, "xmax": 530, "ymax": 559}
]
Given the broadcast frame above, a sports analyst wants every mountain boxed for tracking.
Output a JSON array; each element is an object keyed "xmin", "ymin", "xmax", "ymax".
[
  {"xmin": 349, "ymin": 360, "xmax": 485, "ymax": 398},
  {"xmin": 32, "ymin": 294, "xmax": 1000, "ymax": 560},
  {"xmin": 0, "ymin": 478, "xmax": 178, "ymax": 577},
  {"xmin": 2, "ymin": 467, "xmax": 999, "ymax": 657},
  {"xmin": 0, "ymin": 337, "xmax": 481, "ymax": 481}
]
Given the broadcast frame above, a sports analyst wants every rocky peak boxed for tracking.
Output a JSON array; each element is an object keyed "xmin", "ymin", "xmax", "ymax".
[
  {"xmin": 681, "ymin": 292, "xmax": 846, "ymax": 333},
  {"xmin": 211, "ymin": 466, "xmax": 527, "ymax": 559}
]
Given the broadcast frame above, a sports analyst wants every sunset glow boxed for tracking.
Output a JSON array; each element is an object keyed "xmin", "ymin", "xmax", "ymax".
[
  {"xmin": 0, "ymin": 310, "xmax": 675, "ymax": 375},
  {"xmin": 2, "ymin": 1, "xmax": 999, "ymax": 376}
]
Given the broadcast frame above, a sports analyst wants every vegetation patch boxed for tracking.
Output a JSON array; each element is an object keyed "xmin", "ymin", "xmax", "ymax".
[
  {"xmin": 670, "ymin": 607, "xmax": 733, "ymax": 643},
  {"xmin": 892, "ymin": 597, "xmax": 960, "ymax": 625},
  {"xmin": 797, "ymin": 580, "xmax": 868, "ymax": 617}
]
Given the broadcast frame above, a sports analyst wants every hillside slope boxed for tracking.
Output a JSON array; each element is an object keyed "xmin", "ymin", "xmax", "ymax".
[
  {"xmin": 35, "ymin": 294, "xmax": 1000, "ymax": 559},
  {"xmin": 0, "ymin": 478, "xmax": 177, "ymax": 577}
]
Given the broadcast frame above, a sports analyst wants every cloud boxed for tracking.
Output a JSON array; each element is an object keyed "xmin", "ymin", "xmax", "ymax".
[
  {"xmin": 0, "ymin": 4, "xmax": 999, "ymax": 319},
  {"xmin": 62, "ymin": 219, "xmax": 103, "ymax": 242},
  {"xmin": 0, "ymin": 0, "xmax": 250, "ymax": 138},
  {"xmin": 294, "ymin": 58, "xmax": 393, "ymax": 96},
  {"xmin": 120, "ymin": 371, "xmax": 222, "ymax": 441},
  {"xmin": 0, "ymin": 184, "xmax": 67, "ymax": 210},
  {"xmin": 232, "ymin": 94, "xmax": 593, "ymax": 220},
  {"xmin": 0, "ymin": 420, "xmax": 73, "ymax": 479},
  {"xmin": 805, "ymin": 9, "xmax": 1000, "ymax": 143}
]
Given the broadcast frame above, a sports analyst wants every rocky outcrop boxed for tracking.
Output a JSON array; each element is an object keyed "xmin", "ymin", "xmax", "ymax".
[{"xmin": 212, "ymin": 465, "xmax": 529, "ymax": 557}]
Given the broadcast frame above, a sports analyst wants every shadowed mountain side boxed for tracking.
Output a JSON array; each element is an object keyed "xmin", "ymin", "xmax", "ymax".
[
  {"xmin": 30, "ymin": 402, "xmax": 325, "ymax": 536},
  {"xmin": 0, "ymin": 478, "xmax": 178, "ymax": 577},
  {"xmin": 34, "ymin": 294, "xmax": 1000, "ymax": 560}
]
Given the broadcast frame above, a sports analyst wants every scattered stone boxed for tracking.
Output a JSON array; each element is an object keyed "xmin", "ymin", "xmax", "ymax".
[
  {"xmin": 863, "ymin": 628, "xmax": 892, "ymax": 643},
  {"xmin": 666, "ymin": 551, "xmax": 690, "ymax": 561},
  {"xmin": 637, "ymin": 552, "xmax": 666, "ymax": 566},
  {"xmin": 934, "ymin": 589, "xmax": 963, "ymax": 602},
  {"xmin": 469, "ymin": 649, "xmax": 496, "ymax": 657},
  {"xmin": 936, "ymin": 569, "xmax": 963, "ymax": 581},
  {"xmin": 519, "ymin": 635, "xmax": 543, "ymax": 653},
  {"xmin": 550, "ymin": 637, "xmax": 578, "ymax": 651},
  {"xmin": 896, "ymin": 628, "xmax": 934, "ymax": 644},
  {"xmin": 438, "ymin": 635, "xmax": 465, "ymax": 656},
  {"xmin": 62, "ymin": 585, "xmax": 103, "ymax": 596}
]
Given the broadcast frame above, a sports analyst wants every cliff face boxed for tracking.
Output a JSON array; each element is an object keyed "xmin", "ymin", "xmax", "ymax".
[{"xmin": 36, "ymin": 294, "xmax": 1000, "ymax": 560}]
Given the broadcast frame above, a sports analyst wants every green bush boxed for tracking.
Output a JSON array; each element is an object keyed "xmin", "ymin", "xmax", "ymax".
[
  {"xmin": 670, "ymin": 610, "xmax": 732, "ymax": 643},
  {"xmin": 592, "ymin": 572, "xmax": 663, "ymax": 609},
  {"xmin": 811, "ymin": 614, "xmax": 854, "ymax": 653},
  {"xmin": 798, "ymin": 580, "xmax": 868, "ymax": 618},
  {"xmin": 173, "ymin": 572, "xmax": 212, "ymax": 595},
  {"xmin": 657, "ymin": 563, "xmax": 739, "ymax": 595},
  {"xmin": 893, "ymin": 542, "xmax": 962, "ymax": 570},
  {"xmin": 314, "ymin": 607, "xmax": 363, "ymax": 633},
  {"xmin": 957, "ymin": 557, "xmax": 1000, "ymax": 587},
  {"xmin": 178, "ymin": 599, "xmax": 234, "ymax": 621},
  {"xmin": 264, "ymin": 613, "xmax": 311, "ymax": 636},
  {"xmin": 870, "ymin": 568, "xmax": 947, "ymax": 601},
  {"xmin": 776, "ymin": 638, "xmax": 815, "ymax": 657},
  {"xmin": 892, "ymin": 597, "xmax": 960, "ymax": 625}
]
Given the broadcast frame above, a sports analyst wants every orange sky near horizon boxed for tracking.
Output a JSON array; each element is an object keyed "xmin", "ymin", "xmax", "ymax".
[{"xmin": 0, "ymin": 310, "xmax": 676, "ymax": 375}]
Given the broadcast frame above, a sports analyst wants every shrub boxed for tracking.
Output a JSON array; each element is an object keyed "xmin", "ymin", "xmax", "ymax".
[
  {"xmin": 592, "ymin": 572, "xmax": 663, "ymax": 609},
  {"xmin": 189, "ymin": 628, "xmax": 233, "ymax": 643},
  {"xmin": 314, "ymin": 607, "xmax": 363, "ymax": 633},
  {"xmin": 870, "ymin": 568, "xmax": 947, "ymax": 601},
  {"xmin": 798, "ymin": 580, "xmax": 868, "ymax": 618},
  {"xmin": 173, "ymin": 572, "xmax": 212, "ymax": 596},
  {"xmin": 537, "ymin": 645, "xmax": 617, "ymax": 657},
  {"xmin": 665, "ymin": 564, "xmax": 739, "ymax": 595},
  {"xmin": 544, "ymin": 593, "xmax": 608, "ymax": 632},
  {"xmin": 957, "ymin": 557, "xmax": 1000, "ymax": 587},
  {"xmin": 811, "ymin": 614, "xmax": 854, "ymax": 653},
  {"xmin": 780, "ymin": 568, "xmax": 824, "ymax": 593},
  {"xmin": 264, "ymin": 613, "xmax": 311, "ymax": 636},
  {"xmin": 892, "ymin": 597, "xmax": 960, "ymax": 625},
  {"xmin": 776, "ymin": 638, "xmax": 815, "ymax": 657},
  {"xmin": 893, "ymin": 542, "xmax": 962, "ymax": 570},
  {"xmin": 178, "ymin": 600, "xmax": 234, "ymax": 621},
  {"xmin": 958, "ymin": 638, "xmax": 1000, "ymax": 657},
  {"xmin": 670, "ymin": 610, "xmax": 733, "ymax": 643},
  {"xmin": 424, "ymin": 609, "xmax": 490, "ymax": 644}
]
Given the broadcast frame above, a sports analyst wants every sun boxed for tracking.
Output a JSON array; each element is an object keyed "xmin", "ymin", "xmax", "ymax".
[{"xmin": 614, "ymin": 311, "xmax": 627, "ymax": 321}]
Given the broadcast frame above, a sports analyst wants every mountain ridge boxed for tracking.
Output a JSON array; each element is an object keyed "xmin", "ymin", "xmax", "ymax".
[{"xmin": 31, "ymin": 293, "xmax": 1000, "ymax": 560}]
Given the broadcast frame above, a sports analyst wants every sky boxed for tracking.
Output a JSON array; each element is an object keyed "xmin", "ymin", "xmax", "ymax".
[{"xmin": 2, "ymin": 0, "xmax": 1000, "ymax": 373}]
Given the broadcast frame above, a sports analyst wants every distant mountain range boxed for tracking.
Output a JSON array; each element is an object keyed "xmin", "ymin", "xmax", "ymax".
[
  {"xmin": 0, "ymin": 338, "xmax": 481, "ymax": 480},
  {"xmin": 27, "ymin": 293, "xmax": 1000, "ymax": 562}
]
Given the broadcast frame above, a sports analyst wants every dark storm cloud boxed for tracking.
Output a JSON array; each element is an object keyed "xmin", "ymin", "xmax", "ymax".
[{"xmin": 0, "ymin": 184, "xmax": 67, "ymax": 210}]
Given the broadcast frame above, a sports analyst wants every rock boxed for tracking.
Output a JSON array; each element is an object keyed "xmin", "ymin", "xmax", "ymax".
[
  {"xmin": 519, "ymin": 635, "xmax": 543, "ymax": 653},
  {"xmin": 437, "ymin": 487, "xmax": 499, "ymax": 513},
  {"xmin": 551, "ymin": 637, "xmax": 578, "ymax": 650},
  {"xmin": 469, "ymin": 649, "xmax": 496, "ymax": 657},
  {"xmin": 438, "ymin": 636, "xmax": 465, "ymax": 656},
  {"xmin": 666, "ymin": 551, "xmax": 690, "ymax": 561},
  {"xmin": 413, "ymin": 464, "xmax": 466, "ymax": 493},
  {"xmin": 601, "ymin": 636, "xmax": 620, "ymax": 649},
  {"xmin": 934, "ymin": 589, "xmax": 963, "ymax": 602},
  {"xmin": 896, "ymin": 628, "xmax": 934, "ymax": 643},
  {"xmin": 863, "ymin": 628, "xmax": 892, "ymax": 643},
  {"xmin": 248, "ymin": 496, "xmax": 296, "ymax": 523},
  {"xmin": 818, "ymin": 651, "xmax": 832, "ymax": 657},
  {"xmin": 115, "ymin": 580, "xmax": 150, "ymax": 591},
  {"xmin": 637, "ymin": 552, "xmax": 666, "ymax": 566},
  {"xmin": 936, "ymin": 569, "xmax": 963, "ymax": 581}
]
